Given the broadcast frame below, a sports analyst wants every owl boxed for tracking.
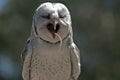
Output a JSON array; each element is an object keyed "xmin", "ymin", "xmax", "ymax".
[{"xmin": 21, "ymin": 2, "xmax": 80, "ymax": 80}]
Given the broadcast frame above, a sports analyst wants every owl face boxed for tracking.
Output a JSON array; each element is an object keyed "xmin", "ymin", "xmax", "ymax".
[{"xmin": 33, "ymin": 2, "xmax": 71, "ymax": 43}]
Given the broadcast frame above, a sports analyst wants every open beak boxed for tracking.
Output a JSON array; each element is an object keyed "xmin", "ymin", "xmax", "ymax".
[{"xmin": 47, "ymin": 21, "xmax": 60, "ymax": 39}]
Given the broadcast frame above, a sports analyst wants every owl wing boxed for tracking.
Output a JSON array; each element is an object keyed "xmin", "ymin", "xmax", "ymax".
[
  {"xmin": 21, "ymin": 38, "xmax": 33, "ymax": 80},
  {"xmin": 70, "ymin": 43, "xmax": 81, "ymax": 80},
  {"xmin": 21, "ymin": 38, "xmax": 32, "ymax": 62}
]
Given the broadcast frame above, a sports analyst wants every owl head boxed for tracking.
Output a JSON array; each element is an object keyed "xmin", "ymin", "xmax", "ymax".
[{"xmin": 31, "ymin": 2, "xmax": 73, "ymax": 43}]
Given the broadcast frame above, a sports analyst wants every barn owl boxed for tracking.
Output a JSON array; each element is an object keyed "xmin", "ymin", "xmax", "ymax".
[{"xmin": 21, "ymin": 2, "xmax": 80, "ymax": 80}]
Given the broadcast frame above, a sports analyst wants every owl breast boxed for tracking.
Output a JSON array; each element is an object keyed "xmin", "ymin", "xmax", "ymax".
[{"xmin": 29, "ymin": 40, "xmax": 71, "ymax": 80}]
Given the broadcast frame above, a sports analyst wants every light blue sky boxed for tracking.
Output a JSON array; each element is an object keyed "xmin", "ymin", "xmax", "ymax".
[{"xmin": 0, "ymin": 0, "xmax": 8, "ymax": 11}]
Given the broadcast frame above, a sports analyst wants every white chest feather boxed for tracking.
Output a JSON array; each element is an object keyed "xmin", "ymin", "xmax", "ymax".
[{"xmin": 24, "ymin": 39, "xmax": 71, "ymax": 80}]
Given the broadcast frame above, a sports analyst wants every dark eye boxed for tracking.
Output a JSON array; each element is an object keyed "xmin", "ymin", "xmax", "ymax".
[
  {"xmin": 59, "ymin": 13, "xmax": 66, "ymax": 18},
  {"xmin": 41, "ymin": 14, "xmax": 50, "ymax": 19},
  {"xmin": 59, "ymin": 15, "xmax": 66, "ymax": 18}
]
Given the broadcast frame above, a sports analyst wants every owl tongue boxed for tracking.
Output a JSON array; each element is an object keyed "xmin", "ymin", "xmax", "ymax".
[{"xmin": 47, "ymin": 23, "xmax": 60, "ymax": 39}]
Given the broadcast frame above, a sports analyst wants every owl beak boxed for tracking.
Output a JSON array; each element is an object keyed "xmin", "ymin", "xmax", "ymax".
[
  {"xmin": 53, "ymin": 20, "xmax": 60, "ymax": 33},
  {"xmin": 47, "ymin": 21, "xmax": 60, "ymax": 39}
]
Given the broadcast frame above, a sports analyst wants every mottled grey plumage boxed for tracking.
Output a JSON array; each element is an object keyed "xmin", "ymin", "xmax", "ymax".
[{"xmin": 22, "ymin": 2, "xmax": 80, "ymax": 80}]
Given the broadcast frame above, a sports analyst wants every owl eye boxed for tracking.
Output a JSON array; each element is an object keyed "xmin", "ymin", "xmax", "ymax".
[
  {"xmin": 41, "ymin": 13, "xmax": 50, "ymax": 19},
  {"xmin": 59, "ymin": 15, "xmax": 65, "ymax": 18},
  {"xmin": 59, "ymin": 13, "xmax": 66, "ymax": 18},
  {"xmin": 59, "ymin": 14, "xmax": 66, "ymax": 18}
]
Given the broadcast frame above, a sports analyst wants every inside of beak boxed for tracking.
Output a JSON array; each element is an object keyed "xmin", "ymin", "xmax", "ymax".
[{"xmin": 47, "ymin": 23, "xmax": 60, "ymax": 33}]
